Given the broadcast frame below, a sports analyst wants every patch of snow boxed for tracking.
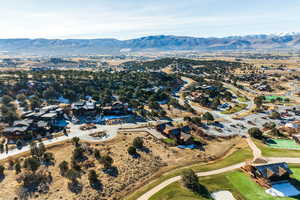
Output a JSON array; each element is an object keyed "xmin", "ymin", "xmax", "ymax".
[{"xmin": 211, "ymin": 190, "xmax": 236, "ymax": 200}]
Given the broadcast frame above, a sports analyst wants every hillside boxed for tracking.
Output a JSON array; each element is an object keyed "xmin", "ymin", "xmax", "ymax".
[{"xmin": 1, "ymin": 34, "xmax": 300, "ymax": 56}]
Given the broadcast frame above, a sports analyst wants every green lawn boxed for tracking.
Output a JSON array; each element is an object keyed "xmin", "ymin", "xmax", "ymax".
[
  {"xmin": 264, "ymin": 95, "xmax": 288, "ymax": 103},
  {"xmin": 266, "ymin": 139, "xmax": 300, "ymax": 150},
  {"xmin": 150, "ymin": 182, "xmax": 207, "ymax": 200},
  {"xmin": 151, "ymin": 168, "xmax": 300, "ymax": 200},
  {"xmin": 125, "ymin": 147, "xmax": 253, "ymax": 200},
  {"xmin": 254, "ymin": 139, "xmax": 300, "ymax": 157},
  {"xmin": 221, "ymin": 103, "xmax": 248, "ymax": 114},
  {"xmin": 163, "ymin": 138, "xmax": 177, "ymax": 146}
]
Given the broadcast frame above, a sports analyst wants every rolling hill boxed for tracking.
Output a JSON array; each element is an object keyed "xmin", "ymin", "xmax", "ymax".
[{"xmin": 0, "ymin": 33, "xmax": 300, "ymax": 56}]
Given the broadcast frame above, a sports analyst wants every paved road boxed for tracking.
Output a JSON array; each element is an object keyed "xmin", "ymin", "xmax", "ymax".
[{"xmin": 0, "ymin": 123, "xmax": 120, "ymax": 160}]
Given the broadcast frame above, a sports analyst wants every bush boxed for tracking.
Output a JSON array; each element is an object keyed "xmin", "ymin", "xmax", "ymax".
[
  {"xmin": 181, "ymin": 169, "xmax": 199, "ymax": 192},
  {"xmin": 269, "ymin": 111, "xmax": 281, "ymax": 119},
  {"xmin": 14, "ymin": 161, "xmax": 22, "ymax": 174},
  {"xmin": 202, "ymin": 112, "xmax": 214, "ymax": 121},
  {"xmin": 94, "ymin": 149, "xmax": 101, "ymax": 160},
  {"xmin": 59, "ymin": 161, "xmax": 69, "ymax": 176},
  {"xmin": 23, "ymin": 157, "xmax": 40, "ymax": 172},
  {"xmin": 72, "ymin": 146, "xmax": 85, "ymax": 161},
  {"xmin": 127, "ymin": 146, "xmax": 137, "ymax": 155},
  {"xmin": 263, "ymin": 122, "xmax": 276, "ymax": 129},
  {"xmin": 100, "ymin": 155, "xmax": 113, "ymax": 170},
  {"xmin": 66, "ymin": 169, "xmax": 80, "ymax": 183},
  {"xmin": 133, "ymin": 137, "xmax": 144, "ymax": 149},
  {"xmin": 248, "ymin": 127, "xmax": 263, "ymax": 139},
  {"xmin": 71, "ymin": 137, "xmax": 80, "ymax": 147},
  {"xmin": 88, "ymin": 170, "xmax": 98, "ymax": 186},
  {"xmin": 0, "ymin": 165, "xmax": 4, "ymax": 177},
  {"xmin": 43, "ymin": 152, "xmax": 55, "ymax": 164}
]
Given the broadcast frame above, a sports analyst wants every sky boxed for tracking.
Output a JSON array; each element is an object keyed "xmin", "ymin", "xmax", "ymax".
[{"xmin": 0, "ymin": 0, "xmax": 300, "ymax": 39}]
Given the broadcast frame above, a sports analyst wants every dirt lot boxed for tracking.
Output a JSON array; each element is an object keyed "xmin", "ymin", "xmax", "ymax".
[{"xmin": 0, "ymin": 131, "xmax": 244, "ymax": 200}]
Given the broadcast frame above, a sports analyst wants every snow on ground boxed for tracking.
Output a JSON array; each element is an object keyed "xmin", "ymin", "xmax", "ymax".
[
  {"xmin": 266, "ymin": 182, "xmax": 300, "ymax": 197},
  {"xmin": 211, "ymin": 191, "xmax": 236, "ymax": 200}
]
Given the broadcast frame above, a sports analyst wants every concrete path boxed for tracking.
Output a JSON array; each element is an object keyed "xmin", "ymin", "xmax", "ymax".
[{"xmin": 246, "ymin": 137, "xmax": 262, "ymax": 161}]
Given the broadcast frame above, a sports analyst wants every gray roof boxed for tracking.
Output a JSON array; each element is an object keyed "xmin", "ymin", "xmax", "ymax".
[
  {"xmin": 37, "ymin": 121, "xmax": 48, "ymax": 128},
  {"xmin": 13, "ymin": 119, "xmax": 33, "ymax": 127},
  {"xmin": 4, "ymin": 126, "xmax": 28, "ymax": 134},
  {"xmin": 41, "ymin": 112, "xmax": 58, "ymax": 119}
]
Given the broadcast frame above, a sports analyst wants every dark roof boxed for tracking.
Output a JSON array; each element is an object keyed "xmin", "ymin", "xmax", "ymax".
[{"xmin": 254, "ymin": 162, "xmax": 292, "ymax": 179}]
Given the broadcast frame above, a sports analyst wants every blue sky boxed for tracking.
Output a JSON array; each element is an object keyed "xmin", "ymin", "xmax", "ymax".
[{"xmin": 0, "ymin": 0, "xmax": 299, "ymax": 39}]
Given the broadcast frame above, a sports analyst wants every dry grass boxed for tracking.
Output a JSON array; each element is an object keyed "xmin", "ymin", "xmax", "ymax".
[{"xmin": 0, "ymin": 131, "xmax": 243, "ymax": 200}]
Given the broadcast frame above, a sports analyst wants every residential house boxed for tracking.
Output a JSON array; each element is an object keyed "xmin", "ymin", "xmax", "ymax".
[
  {"xmin": 102, "ymin": 101, "xmax": 129, "ymax": 115},
  {"xmin": 251, "ymin": 162, "xmax": 292, "ymax": 184}
]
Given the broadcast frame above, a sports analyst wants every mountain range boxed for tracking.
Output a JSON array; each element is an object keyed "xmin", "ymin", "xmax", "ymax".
[{"xmin": 0, "ymin": 33, "xmax": 300, "ymax": 56}]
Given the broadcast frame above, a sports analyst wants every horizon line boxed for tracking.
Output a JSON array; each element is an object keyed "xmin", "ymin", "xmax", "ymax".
[{"xmin": 0, "ymin": 32, "xmax": 299, "ymax": 41}]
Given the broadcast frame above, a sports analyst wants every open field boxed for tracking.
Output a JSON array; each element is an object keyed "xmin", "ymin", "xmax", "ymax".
[
  {"xmin": 150, "ymin": 167, "xmax": 300, "ymax": 200},
  {"xmin": 254, "ymin": 139, "xmax": 300, "ymax": 157},
  {"xmin": 0, "ymin": 132, "xmax": 246, "ymax": 200},
  {"xmin": 266, "ymin": 139, "xmax": 300, "ymax": 150}
]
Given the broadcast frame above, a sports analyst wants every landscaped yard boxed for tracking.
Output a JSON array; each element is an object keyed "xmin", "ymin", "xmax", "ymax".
[
  {"xmin": 266, "ymin": 139, "xmax": 300, "ymax": 150},
  {"xmin": 254, "ymin": 139, "xmax": 300, "ymax": 157},
  {"xmin": 150, "ymin": 168, "xmax": 300, "ymax": 200},
  {"xmin": 221, "ymin": 103, "xmax": 248, "ymax": 114},
  {"xmin": 125, "ymin": 147, "xmax": 253, "ymax": 200}
]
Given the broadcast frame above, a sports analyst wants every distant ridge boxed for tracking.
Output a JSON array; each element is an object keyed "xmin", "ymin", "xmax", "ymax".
[{"xmin": 0, "ymin": 33, "xmax": 300, "ymax": 56}]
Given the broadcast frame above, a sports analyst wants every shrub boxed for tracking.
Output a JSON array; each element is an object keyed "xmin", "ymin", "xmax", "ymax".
[
  {"xmin": 0, "ymin": 165, "xmax": 4, "ymax": 177},
  {"xmin": 14, "ymin": 161, "xmax": 22, "ymax": 174},
  {"xmin": 127, "ymin": 146, "xmax": 137, "ymax": 155},
  {"xmin": 23, "ymin": 157, "xmax": 40, "ymax": 172},
  {"xmin": 100, "ymin": 155, "xmax": 113, "ymax": 170},
  {"xmin": 133, "ymin": 137, "xmax": 144, "ymax": 149},
  {"xmin": 202, "ymin": 112, "xmax": 214, "ymax": 121},
  {"xmin": 248, "ymin": 127, "xmax": 263, "ymax": 139},
  {"xmin": 88, "ymin": 170, "xmax": 98, "ymax": 186},
  {"xmin": 181, "ymin": 169, "xmax": 199, "ymax": 192},
  {"xmin": 59, "ymin": 161, "xmax": 69, "ymax": 176}
]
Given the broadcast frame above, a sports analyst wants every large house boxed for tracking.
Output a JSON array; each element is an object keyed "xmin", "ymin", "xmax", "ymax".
[
  {"xmin": 251, "ymin": 162, "xmax": 292, "ymax": 184},
  {"xmin": 156, "ymin": 122, "xmax": 193, "ymax": 145},
  {"xmin": 71, "ymin": 100, "xmax": 98, "ymax": 116},
  {"xmin": 3, "ymin": 105, "xmax": 66, "ymax": 141},
  {"xmin": 102, "ymin": 101, "xmax": 129, "ymax": 115}
]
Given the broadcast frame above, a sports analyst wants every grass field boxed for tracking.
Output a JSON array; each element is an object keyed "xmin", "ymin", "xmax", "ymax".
[
  {"xmin": 254, "ymin": 139, "xmax": 300, "ymax": 157},
  {"xmin": 125, "ymin": 147, "xmax": 253, "ymax": 200},
  {"xmin": 150, "ymin": 168, "xmax": 300, "ymax": 200},
  {"xmin": 264, "ymin": 95, "xmax": 287, "ymax": 103},
  {"xmin": 266, "ymin": 139, "xmax": 300, "ymax": 150},
  {"xmin": 221, "ymin": 103, "xmax": 248, "ymax": 114}
]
